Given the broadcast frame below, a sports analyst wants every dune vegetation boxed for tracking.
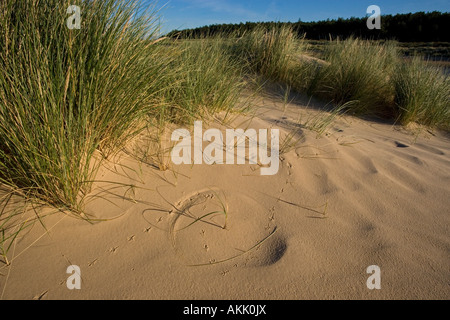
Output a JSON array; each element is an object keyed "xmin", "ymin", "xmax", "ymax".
[{"xmin": 0, "ymin": 0, "xmax": 449, "ymax": 261}]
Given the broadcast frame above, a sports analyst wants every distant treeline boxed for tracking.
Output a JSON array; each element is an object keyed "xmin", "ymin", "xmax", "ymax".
[{"xmin": 166, "ymin": 11, "xmax": 450, "ymax": 42}]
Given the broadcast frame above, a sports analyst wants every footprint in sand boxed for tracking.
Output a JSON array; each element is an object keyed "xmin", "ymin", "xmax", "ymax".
[
  {"xmin": 245, "ymin": 235, "xmax": 287, "ymax": 267},
  {"xmin": 268, "ymin": 207, "xmax": 276, "ymax": 223},
  {"xmin": 220, "ymin": 270, "xmax": 230, "ymax": 276}
]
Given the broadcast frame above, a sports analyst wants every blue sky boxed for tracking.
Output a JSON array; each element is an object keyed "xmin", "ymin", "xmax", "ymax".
[{"xmin": 150, "ymin": 0, "xmax": 450, "ymax": 34}]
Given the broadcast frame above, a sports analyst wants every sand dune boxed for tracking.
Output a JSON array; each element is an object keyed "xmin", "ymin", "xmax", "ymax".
[{"xmin": 1, "ymin": 92, "xmax": 449, "ymax": 300}]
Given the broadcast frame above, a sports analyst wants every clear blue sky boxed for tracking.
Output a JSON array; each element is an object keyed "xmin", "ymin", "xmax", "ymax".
[{"xmin": 149, "ymin": 0, "xmax": 450, "ymax": 35}]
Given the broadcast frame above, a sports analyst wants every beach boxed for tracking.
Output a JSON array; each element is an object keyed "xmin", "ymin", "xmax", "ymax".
[{"xmin": 1, "ymin": 91, "xmax": 449, "ymax": 300}]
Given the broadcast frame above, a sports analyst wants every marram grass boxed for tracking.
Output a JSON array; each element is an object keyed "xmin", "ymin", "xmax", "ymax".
[
  {"xmin": 393, "ymin": 56, "xmax": 450, "ymax": 128},
  {"xmin": 0, "ymin": 4, "xmax": 449, "ymax": 263},
  {"xmin": 0, "ymin": 0, "xmax": 173, "ymax": 210}
]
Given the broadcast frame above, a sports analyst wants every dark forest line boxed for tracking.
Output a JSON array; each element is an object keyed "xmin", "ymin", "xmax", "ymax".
[{"xmin": 166, "ymin": 11, "xmax": 450, "ymax": 42}]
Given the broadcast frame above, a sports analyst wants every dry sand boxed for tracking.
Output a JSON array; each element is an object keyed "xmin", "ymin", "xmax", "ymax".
[{"xmin": 1, "ymin": 91, "xmax": 449, "ymax": 300}]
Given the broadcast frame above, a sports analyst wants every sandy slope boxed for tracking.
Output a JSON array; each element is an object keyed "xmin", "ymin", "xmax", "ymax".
[{"xmin": 1, "ymin": 91, "xmax": 449, "ymax": 300}]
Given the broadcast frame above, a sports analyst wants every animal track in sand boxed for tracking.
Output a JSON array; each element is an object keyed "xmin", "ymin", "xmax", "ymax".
[
  {"xmin": 33, "ymin": 290, "xmax": 49, "ymax": 300},
  {"xmin": 220, "ymin": 269, "xmax": 230, "ymax": 276},
  {"xmin": 170, "ymin": 189, "xmax": 285, "ymax": 267},
  {"xmin": 143, "ymin": 226, "xmax": 152, "ymax": 233},
  {"xmin": 109, "ymin": 246, "xmax": 119, "ymax": 253},
  {"xmin": 88, "ymin": 258, "xmax": 98, "ymax": 267}
]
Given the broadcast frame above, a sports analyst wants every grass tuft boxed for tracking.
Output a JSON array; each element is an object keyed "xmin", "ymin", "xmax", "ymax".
[
  {"xmin": 0, "ymin": 0, "xmax": 171, "ymax": 210},
  {"xmin": 393, "ymin": 56, "xmax": 450, "ymax": 128}
]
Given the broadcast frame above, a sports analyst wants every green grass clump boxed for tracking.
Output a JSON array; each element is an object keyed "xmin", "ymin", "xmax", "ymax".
[
  {"xmin": 0, "ymin": 0, "xmax": 171, "ymax": 210},
  {"xmin": 310, "ymin": 38, "xmax": 398, "ymax": 116},
  {"xmin": 290, "ymin": 38, "xmax": 449, "ymax": 128},
  {"xmin": 231, "ymin": 26, "xmax": 301, "ymax": 84},
  {"xmin": 156, "ymin": 38, "xmax": 247, "ymax": 123},
  {"xmin": 393, "ymin": 56, "xmax": 450, "ymax": 128}
]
